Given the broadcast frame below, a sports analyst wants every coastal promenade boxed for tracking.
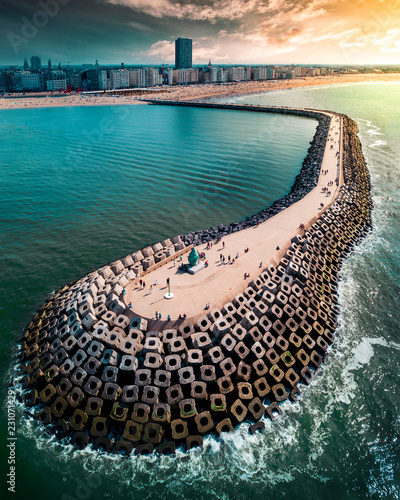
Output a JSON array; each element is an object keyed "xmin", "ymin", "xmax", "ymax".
[{"xmin": 124, "ymin": 106, "xmax": 343, "ymax": 327}]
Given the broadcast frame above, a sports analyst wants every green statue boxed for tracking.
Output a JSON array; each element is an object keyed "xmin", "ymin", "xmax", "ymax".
[{"xmin": 188, "ymin": 247, "xmax": 199, "ymax": 267}]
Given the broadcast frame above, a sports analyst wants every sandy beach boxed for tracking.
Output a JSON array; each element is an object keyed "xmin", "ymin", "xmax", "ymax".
[{"xmin": 1, "ymin": 73, "xmax": 400, "ymax": 110}]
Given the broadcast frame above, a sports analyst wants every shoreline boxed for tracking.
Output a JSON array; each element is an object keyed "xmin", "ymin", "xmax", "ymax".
[{"xmin": 1, "ymin": 73, "xmax": 400, "ymax": 111}]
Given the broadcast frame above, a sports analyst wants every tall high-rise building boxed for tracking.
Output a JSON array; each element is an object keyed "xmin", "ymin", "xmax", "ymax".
[
  {"xmin": 30, "ymin": 56, "xmax": 41, "ymax": 71},
  {"xmin": 175, "ymin": 37, "xmax": 192, "ymax": 69},
  {"xmin": 48, "ymin": 59, "xmax": 53, "ymax": 70},
  {"xmin": 23, "ymin": 58, "xmax": 29, "ymax": 71}
]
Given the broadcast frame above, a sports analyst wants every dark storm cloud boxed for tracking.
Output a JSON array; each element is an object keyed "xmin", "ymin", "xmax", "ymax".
[{"xmin": 0, "ymin": 0, "xmax": 203, "ymax": 64}]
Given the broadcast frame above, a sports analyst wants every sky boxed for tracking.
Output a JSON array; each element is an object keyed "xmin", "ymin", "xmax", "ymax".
[{"xmin": 1, "ymin": 0, "xmax": 400, "ymax": 66}]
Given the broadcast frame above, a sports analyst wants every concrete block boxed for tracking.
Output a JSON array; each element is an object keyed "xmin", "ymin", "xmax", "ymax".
[
  {"xmin": 164, "ymin": 355, "xmax": 181, "ymax": 371},
  {"xmin": 179, "ymin": 398, "xmax": 197, "ymax": 419},
  {"xmin": 142, "ymin": 386, "xmax": 160, "ymax": 405},
  {"xmin": 213, "ymin": 318, "xmax": 232, "ymax": 339},
  {"xmin": 111, "ymin": 260, "xmax": 124, "ymax": 275},
  {"xmin": 252, "ymin": 359, "xmax": 268, "ymax": 377},
  {"xmin": 248, "ymin": 397, "xmax": 265, "ymax": 421},
  {"xmin": 166, "ymin": 384, "xmax": 184, "ymax": 405},
  {"xmin": 142, "ymin": 246, "xmax": 154, "ymax": 258},
  {"xmin": 130, "ymin": 317, "xmax": 148, "ymax": 331},
  {"xmin": 142, "ymin": 257, "xmax": 155, "ymax": 270},
  {"xmin": 135, "ymin": 369, "xmax": 152, "ymax": 387},
  {"xmin": 152, "ymin": 403, "xmax": 171, "ymax": 423},
  {"xmin": 109, "ymin": 299, "xmax": 125, "ymax": 316},
  {"xmin": 217, "ymin": 376, "xmax": 234, "ymax": 395},
  {"xmin": 190, "ymin": 381, "xmax": 207, "ymax": 400},
  {"xmin": 230, "ymin": 398, "xmax": 247, "ymax": 423},
  {"xmin": 154, "ymin": 370, "xmax": 171, "ymax": 388},
  {"xmin": 215, "ymin": 418, "xmax": 234, "ymax": 435},
  {"xmin": 122, "ymin": 255, "xmax": 134, "ymax": 268},
  {"xmin": 171, "ymin": 419, "xmax": 188, "ymax": 440},
  {"xmin": 131, "ymin": 403, "xmax": 150, "ymax": 424},
  {"xmin": 144, "ymin": 352, "xmax": 163, "ymax": 370},
  {"xmin": 195, "ymin": 411, "xmax": 213, "ymax": 433},
  {"xmin": 253, "ymin": 377, "xmax": 270, "ymax": 398},
  {"xmin": 178, "ymin": 366, "xmax": 195, "ymax": 385},
  {"xmin": 171, "ymin": 235, "xmax": 182, "ymax": 244},
  {"xmin": 200, "ymin": 365, "xmax": 216, "ymax": 383},
  {"xmin": 82, "ymin": 313, "xmax": 97, "ymax": 330}
]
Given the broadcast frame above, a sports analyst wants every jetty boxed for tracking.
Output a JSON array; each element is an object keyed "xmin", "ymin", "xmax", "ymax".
[{"xmin": 16, "ymin": 103, "xmax": 372, "ymax": 455}]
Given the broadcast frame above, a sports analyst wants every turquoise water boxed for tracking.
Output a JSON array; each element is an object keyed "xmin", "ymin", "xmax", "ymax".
[{"xmin": 1, "ymin": 84, "xmax": 399, "ymax": 499}]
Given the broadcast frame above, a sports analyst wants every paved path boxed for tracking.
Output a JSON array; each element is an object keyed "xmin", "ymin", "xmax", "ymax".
[{"xmin": 124, "ymin": 110, "xmax": 343, "ymax": 328}]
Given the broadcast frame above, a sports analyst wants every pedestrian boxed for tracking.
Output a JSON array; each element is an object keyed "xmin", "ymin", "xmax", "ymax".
[
  {"xmin": 150, "ymin": 285, "xmax": 153, "ymax": 293},
  {"xmin": 159, "ymin": 313, "xmax": 162, "ymax": 320},
  {"xmin": 154, "ymin": 279, "xmax": 158, "ymax": 285},
  {"xmin": 143, "ymin": 281, "xmax": 146, "ymax": 288},
  {"xmin": 223, "ymin": 241, "xmax": 225, "ymax": 248},
  {"xmin": 236, "ymin": 252, "xmax": 239, "ymax": 259},
  {"xmin": 183, "ymin": 313, "xmax": 187, "ymax": 319},
  {"xmin": 128, "ymin": 302, "xmax": 132, "ymax": 309},
  {"xmin": 122, "ymin": 288, "xmax": 126, "ymax": 296},
  {"xmin": 167, "ymin": 315, "xmax": 171, "ymax": 321},
  {"xmin": 173, "ymin": 259, "xmax": 176, "ymax": 267},
  {"xmin": 259, "ymin": 262, "xmax": 262, "ymax": 268},
  {"xmin": 139, "ymin": 279, "xmax": 142, "ymax": 286},
  {"xmin": 228, "ymin": 255, "xmax": 231, "ymax": 262},
  {"xmin": 155, "ymin": 311, "xmax": 159, "ymax": 319}
]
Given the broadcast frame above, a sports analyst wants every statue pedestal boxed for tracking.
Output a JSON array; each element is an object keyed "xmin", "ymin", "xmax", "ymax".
[{"xmin": 187, "ymin": 261, "xmax": 206, "ymax": 275}]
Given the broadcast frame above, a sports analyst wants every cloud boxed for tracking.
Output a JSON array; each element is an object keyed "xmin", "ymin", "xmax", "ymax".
[
  {"xmin": 106, "ymin": 0, "xmax": 264, "ymax": 21},
  {"xmin": 141, "ymin": 38, "xmax": 230, "ymax": 62}
]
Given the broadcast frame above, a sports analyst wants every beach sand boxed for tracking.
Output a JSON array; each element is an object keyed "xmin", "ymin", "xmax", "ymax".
[{"xmin": 1, "ymin": 73, "xmax": 400, "ymax": 111}]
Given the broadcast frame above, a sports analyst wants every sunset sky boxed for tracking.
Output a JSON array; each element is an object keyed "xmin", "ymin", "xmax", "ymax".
[{"xmin": 1, "ymin": 0, "xmax": 400, "ymax": 65}]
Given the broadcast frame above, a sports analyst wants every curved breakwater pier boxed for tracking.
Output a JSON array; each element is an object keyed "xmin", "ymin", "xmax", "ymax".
[{"xmin": 15, "ymin": 103, "xmax": 372, "ymax": 456}]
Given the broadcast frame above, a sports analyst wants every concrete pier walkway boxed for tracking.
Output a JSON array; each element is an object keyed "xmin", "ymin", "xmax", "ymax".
[{"xmin": 124, "ymin": 109, "xmax": 343, "ymax": 327}]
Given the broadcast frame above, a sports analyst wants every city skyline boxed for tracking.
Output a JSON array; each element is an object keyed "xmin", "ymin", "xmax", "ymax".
[{"xmin": 1, "ymin": 0, "xmax": 400, "ymax": 66}]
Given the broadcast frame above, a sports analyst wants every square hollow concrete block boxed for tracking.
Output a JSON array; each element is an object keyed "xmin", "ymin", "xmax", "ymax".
[
  {"xmin": 152, "ymin": 243, "xmax": 163, "ymax": 253},
  {"xmin": 171, "ymin": 235, "xmax": 182, "ymax": 244},
  {"xmin": 125, "ymin": 270, "xmax": 135, "ymax": 281},
  {"xmin": 118, "ymin": 275, "xmax": 129, "ymax": 288},
  {"xmin": 109, "ymin": 299, "xmax": 125, "ymax": 316},
  {"xmin": 98, "ymin": 284, "xmax": 112, "ymax": 297},
  {"xmin": 111, "ymin": 261, "xmax": 125, "ymax": 275},
  {"xmin": 94, "ymin": 275, "xmax": 105, "ymax": 290},
  {"xmin": 130, "ymin": 317, "xmax": 148, "ymax": 332},
  {"xmin": 161, "ymin": 239, "xmax": 172, "ymax": 248},
  {"xmin": 131, "ymin": 251, "xmax": 144, "ymax": 263},
  {"xmin": 70, "ymin": 321, "xmax": 84, "ymax": 338},
  {"xmin": 82, "ymin": 313, "xmax": 97, "ymax": 330},
  {"xmin": 93, "ymin": 295, "xmax": 106, "ymax": 308},
  {"xmin": 122, "ymin": 255, "xmax": 134, "ymax": 268},
  {"xmin": 131, "ymin": 263, "xmax": 143, "ymax": 275},
  {"xmin": 142, "ymin": 246, "xmax": 154, "ymax": 258},
  {"xmin": 83, "ymin": 283, "xmax": 98, "ymax": 298},
  {"xmin": 164, "ymin": 246, "xmax": 175, "ymax": 258},
  {"xmin": 112, "ymin": 283, "xmax": 124, "ymax": 296},
  {"xmin": 143, "ymin": 337, "xmax": 163, "ymax": 355},
  {"xmin": 174, "ymin": 242, "xmax": 185, "ymax": 252},
  {"xmin": 142, "ymin": 257, "xmax": 155, "ymax": 271},
  {"xmin": 154, "ymin": 252, "xmax": 166, "ymax": 264}
]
